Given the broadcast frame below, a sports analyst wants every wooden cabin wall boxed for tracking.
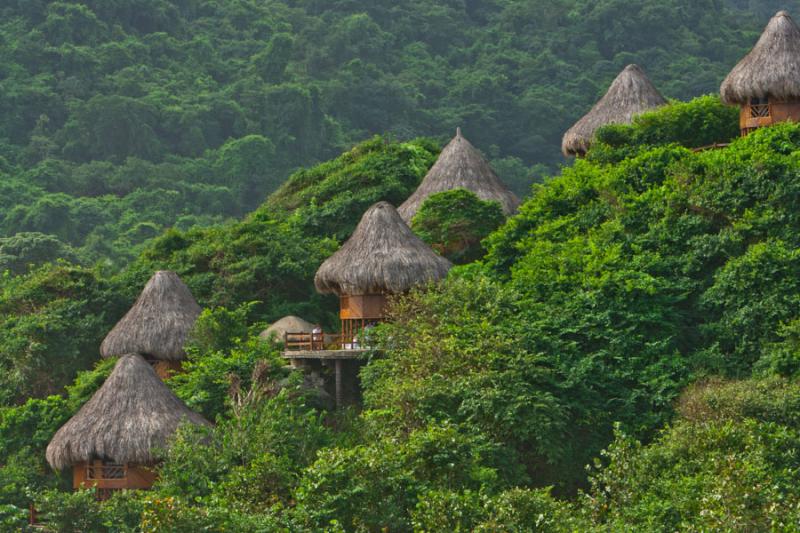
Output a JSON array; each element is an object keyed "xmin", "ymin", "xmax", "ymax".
[
  {"xmin": 740, "ymin": 101, "xmax": 800, "ymax": 133},
  {"xmin": 73, "ymin": 460, "xmax": 157, "ymax": 490},
  {"xmin": 770, "ymin": 102, "xmax": 800, "ymax": 124},
  {"xmin": 339, "ymin": 294, "xmax": 387, "ymax": 320}
]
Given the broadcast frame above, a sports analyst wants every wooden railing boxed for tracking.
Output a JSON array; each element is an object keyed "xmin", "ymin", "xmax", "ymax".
[{"xmin": 283, "ymin": 332, "xmax": 348, "ymax": 351}]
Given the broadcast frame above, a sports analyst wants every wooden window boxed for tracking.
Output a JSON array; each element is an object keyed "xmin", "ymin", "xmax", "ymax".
[
  {"xmin": 86, "ymin": 460, "xmax": 126, "ymax": 480},
  {"xmin": 749, "ymin": 97, "xmax": 770, "ymax": 118}
]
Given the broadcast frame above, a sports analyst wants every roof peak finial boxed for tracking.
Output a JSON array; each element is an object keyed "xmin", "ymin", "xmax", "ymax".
[
  {"xmin": 776, "ymin": 10, "xmax": 791, "ymax": 18},
  {"xmin": 456, "ymin": 127, "xmax": 462, "ymax": 137}
]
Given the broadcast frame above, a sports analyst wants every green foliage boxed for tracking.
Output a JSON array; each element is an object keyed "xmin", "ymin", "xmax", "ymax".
[
  {"xmin": 582, "ymin": 384, "xmax": 800, "ymax": 531},
  {"xmin": 125, "ymin": 136, "xmax": 437, "ymax": 324},
  {"xmin": 155, "ymin": 386, "xmax": 331, "ymax": 523},
  {"xmin": 7, "ymin": 75, "xmax": 800, "ymax": 529},
  {"xmin": 758, "ymin": 318, "xmax": 800, "ymax": 378},
  {"xmin": 411, "ymin": 189, "xmax": 505, "ymax": 264},
  {"xmin": 34, "ymin": 489, "xmax": 107, "ymax": 533},
  {"xmin": 0, "ymin": 358, "xmax": 115, "ymax": 506},
  {"xmin": 269, "ymin": 136, "xmax": 438, "ymax": 241},
  {"xmin": 481, "ymin": 115, "xmax": 800, "ymax": 433},
  {"xmin": 676, "ymin": 377, "xmax": 800, "ymax": 427},
  {"xmin": 0, "ymin": 503, "xmax": 29, "ymax": 531},
  {"xmin": 293, "ymin": 423, "xmax": 507, "ymax": 531},
  {"xmin": 362, "ymin": 274, "xmax": 585, "ymax": 490},
  {"xmin": 185, "ymin": 304, "xmax": 258, "ymax": 356},
  {"xmin": 702, "ymin": 240, "xmax": 800, "ymax": 375},
  {"xmin": 0, "ymin": 232, "xmax": 78, "ymax": 275},
  {"xmin": 411, "ymin": 488, "xmax": 586, "ymax": 533},
  {"xmin": 139, "ymin": 493, "xmax": 284, "ymax": 532},
  {"xmin": 0, "ymin": 0, "xmax": 783, "ymax": 269},
  {"xmin": 167, "ymin": 304, "xmax": 284, "ymax": 420},
  {"xmin": 0, "ymin": 263, "xmax": 124, "ymax": 402},
  {"xmin": 589, "ymin": 95, "xmax": 739, "ymax": 164}
]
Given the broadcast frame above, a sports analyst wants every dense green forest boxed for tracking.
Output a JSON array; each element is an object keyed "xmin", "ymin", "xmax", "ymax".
[
  {"xmin": 2, "ymin": 0, "xmax": 800, "ymax": 270},
  {"xmin": 4, "ymin": 1, "xmax": 800, "ymax": 531},
  {"xmin": 4, "ymin": 90, "xmax": 800, "ymax": 530}
]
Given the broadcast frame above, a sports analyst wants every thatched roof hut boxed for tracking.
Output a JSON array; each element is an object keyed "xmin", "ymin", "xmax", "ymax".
[
  {"xmin": 100, "ymin": 271, "xmax": 201, "ymax": 361},
  {"xmin": 259, "ymin": 315, "xmax": 315, "ymax": 341},
  {"xmin": 721, "ymin": 11, "xmax": 800, "ymax": 105},
  {"xmin": 315, "ymin": 201, "xmax": 453, "ymax": 296},
  {"xmin": 397, "ymin": 129, "xmax": 520, "ymax": 223},
  {"xmin": 46, "ymin": 354, "xmax": 210, "ymax": 471},
  {"xmin": 562, "ymin": 64, "xmax": 667, "ymax": 156}
]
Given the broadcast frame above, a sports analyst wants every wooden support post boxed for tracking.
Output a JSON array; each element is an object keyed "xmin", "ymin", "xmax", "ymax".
[{"xmin": 335, "ymin": 359, "xmax": 343, "ymax": 409}]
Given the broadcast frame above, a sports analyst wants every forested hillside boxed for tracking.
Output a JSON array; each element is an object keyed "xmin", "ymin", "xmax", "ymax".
[
  {"xmin": 0, "ymin": 0, "xmax": 795, "ymax": 270},
  {"xmin": 5, "ymin": 2, "xmax": 800, "ymax": 531},
  {"xmin": 3, "ymin": 90, "xmax": 800, "ymax": 529}
]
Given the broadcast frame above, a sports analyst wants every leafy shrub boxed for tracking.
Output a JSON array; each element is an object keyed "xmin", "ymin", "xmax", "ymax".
[
  {"xmin": 582, "ymin": 418, "xmax": 800, "ymax": 531},
  {"xmin": 34, "ymin": 489, "xmax": 106, "ymax": 533},
  {"xmin": 589, "ymin": 95, "xmax": 739, "ymax": 163},
  {"xmin": 411, "ymin": 188, "xmax": 505, "ymax": 264},
  {"xmin": 677, "ymin": 377, "xmax": 800, "ymax": 427}
]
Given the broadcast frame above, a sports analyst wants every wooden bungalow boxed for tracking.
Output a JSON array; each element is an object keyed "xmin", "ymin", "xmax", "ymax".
[
  {"xmin": 285, "ymin": 202, "xmax": 453, "ymax": 407},
  {"xmin": 397, "ymin": 128, "xmax": 520, "ymax": 224},
  {"xmin": 721, "ymin": 11, "xmax": 800, "ymax": 136},
  {"xmin": 45, "ymin": 354, "xmax": 210, "ymax": 500},
  {"xmin": 315, "ymin": 201, "xmax": 453, "ymax": 342},
  {"xmin": 100, "ymin": 271, "xmax": 201, "ymax": 379},
  {"xmin": 562, "ymin": 64, "xmax": 667, "ymax": 157}
]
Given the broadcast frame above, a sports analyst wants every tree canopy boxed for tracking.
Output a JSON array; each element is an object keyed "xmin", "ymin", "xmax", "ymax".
[
  {"xmin": 0, "ymin": 0, "xmax": 790, "ymax": 271},
  {"xmin": 4, "ymin": 2, "xmax": 800, "ymax": 530}
]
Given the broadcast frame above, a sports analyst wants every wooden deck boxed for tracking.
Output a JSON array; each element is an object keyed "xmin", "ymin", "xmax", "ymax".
[
  {"xmin": 282, "ymin": 349, "xmax": 368, "ymax": 360},
  {"xmin": 281, "ymin": 331, "xmax": 372, "ymax": 359}
]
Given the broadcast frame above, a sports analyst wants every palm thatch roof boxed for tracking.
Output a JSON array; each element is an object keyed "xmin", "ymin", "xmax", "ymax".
[
  {"xmin": 721, "ymin": 11, "xmax": 800, "ymax": 105},
  {"xmin": 315, "ymin": 201, "xmax": 453, "ymax": 296},
  {"xmin": 397, "ymin": 128, "xmax": 520, "ymax": 223},
  {"xmin": 100, "ymin": 271, "xmax": 202, "ymax": 362},
  {"xmin": 259, "ymin": 315, "xmax": 316, "ymax": 341},
  {"xmin": 46, "ymin": 354, "xmax": 210, "ymax": 470},
  {"xmin": 562, "ymin": 64, "xmax": 667, "ymax": 156}
]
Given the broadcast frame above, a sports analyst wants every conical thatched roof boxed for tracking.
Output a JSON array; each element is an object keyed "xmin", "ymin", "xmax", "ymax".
[
  {"xmin": 397, "ymin": 129, "xmax": 520, "ymax": 223},
  {"xmin": 315, "ymin": 202, "xmax": 453, "ymax": 296},
  {"xmin": 721, "ymin": 11, "xmax": 800, "ymax": 104},
  {"xmin": 259, "ymin": 315, "xmax": 315, "ymax": 341},
  {"xmin": 46, "ymin": 354, "xmax": 210, "ymax": 470},
  {"xmin": 562, "ymin": 64, "xmax": 667, "ymax": 156},
  {"xmin": 100, "ymin": 271, "xmax": 202, "ymax": 362}
]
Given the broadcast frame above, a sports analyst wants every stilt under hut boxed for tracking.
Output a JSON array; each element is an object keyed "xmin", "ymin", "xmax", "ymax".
[
  {"xmin": 46, "ymin": 354, "xmax": 210, "ymax": 500},
  {"xmin": 100, "ymin": 271, "xmax": 201, "ymax": 379},
  {"xmin": 397, "ymin": 128, "xmax": 520, "ymax": 223},
  {"xmin": 561, "ymin": 64, "xmax": 667, "ymax": 157},
  {"xmin": 721, "ymin": 11, "xmax": 800, "ymax": 136},
  {"xmin": 285, "ymin": 201, "xmax": 453, "ymax": 407}
]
